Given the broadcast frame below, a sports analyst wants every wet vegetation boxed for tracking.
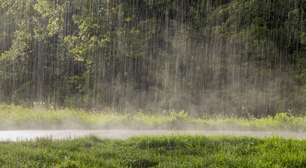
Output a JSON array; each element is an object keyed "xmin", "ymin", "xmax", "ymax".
[
  {"xmin": 1, "ymin": 1, "xmax": 306, "ymax": 166},
  {"xmin": 0, "ymin": 0, "xmax": 306, "ymax": 117},
  {"xmin": 0, "ymin": 136, "xmax": 305, "ymax": 168},
  {"xmin": 1, "ymin": 104, "xmax": 306, "ymax": 131}
]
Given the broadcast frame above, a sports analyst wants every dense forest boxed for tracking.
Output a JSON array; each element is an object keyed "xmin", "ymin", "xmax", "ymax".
[{"xmin": 0, "ymin": 0, "xmax": 305, "ymax": 117}]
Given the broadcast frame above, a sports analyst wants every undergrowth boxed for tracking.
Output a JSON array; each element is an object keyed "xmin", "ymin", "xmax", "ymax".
[
  {"xmin": 0, "ymin": 136, "xmax": 305, "ymax": 168},
  {"xmin": 0, "ymin": 104, "xmax": 305, "ymax": 131}
]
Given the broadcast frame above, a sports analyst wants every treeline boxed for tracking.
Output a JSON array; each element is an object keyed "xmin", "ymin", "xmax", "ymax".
[{"xmin": 0, "ymin": 0, "xmax": 305, "ymax": 117}]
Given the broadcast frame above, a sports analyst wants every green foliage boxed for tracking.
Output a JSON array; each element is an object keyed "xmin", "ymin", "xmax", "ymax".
[
  {"xmin": 0, "ymin": 28, "xmax": 32, "ymax": 61},
  {"xmin": 0, "ymin": 0, "xmax": 306, "ymax": 116},
  {"xmin": 0, "ymin": 136, "xmax": 306, "ymax": 167},
  {"xmin": 1, "ymin": 104, "xmax": 306, "ymax": 131},
  {"xmin": 55, "ymin": 160, "xmax": 81, "ymax": 168}
]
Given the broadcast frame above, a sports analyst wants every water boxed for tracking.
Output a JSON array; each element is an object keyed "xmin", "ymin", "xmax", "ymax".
[{"xmin": 1, "ymin": 130, "xmax": 306, "ymax": 141}]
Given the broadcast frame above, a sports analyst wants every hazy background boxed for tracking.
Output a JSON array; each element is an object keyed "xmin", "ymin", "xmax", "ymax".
[{"xmin": 0, "ymin": 0, "xmax": 305, "ymax": 117}]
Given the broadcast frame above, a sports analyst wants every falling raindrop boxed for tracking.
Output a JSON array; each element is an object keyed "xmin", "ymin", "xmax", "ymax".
[{"xmin": 0, "ymin": 0, "xmax": 305, "ymax": 117}]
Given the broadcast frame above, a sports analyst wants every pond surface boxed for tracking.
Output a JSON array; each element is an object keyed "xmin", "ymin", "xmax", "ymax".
[{"xmin": 0, "ymin": 130, "xmax": 305, "ymax": 141}]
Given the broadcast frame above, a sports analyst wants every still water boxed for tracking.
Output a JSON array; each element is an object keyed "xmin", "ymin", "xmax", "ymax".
[{"xmin": 0, "ymin": 130, "xmax": 305, "ymax": 141}]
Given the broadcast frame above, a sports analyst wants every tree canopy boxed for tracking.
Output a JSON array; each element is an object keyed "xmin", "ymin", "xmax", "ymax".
[{"xmin": 0, "ymin": 0, "xmax": 305, "ymax": 117}]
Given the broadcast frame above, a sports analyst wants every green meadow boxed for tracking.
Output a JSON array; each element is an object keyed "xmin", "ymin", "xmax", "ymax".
[
  {"xmin": 0, "ymin": 104, "xmax": 305, "ymax": 131},
  {"xmin": 0, "ymin": 136, "xmax": 305, "ymax": 168}
]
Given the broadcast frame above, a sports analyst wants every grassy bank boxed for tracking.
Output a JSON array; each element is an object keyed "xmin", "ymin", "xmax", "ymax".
[
  {"xmin": 0, "ymin": 104, "xmax": 306, "ymax": 131},
  {"xmin": 0, "ymin": 136, "xmax": 305, "ymax": 168}
]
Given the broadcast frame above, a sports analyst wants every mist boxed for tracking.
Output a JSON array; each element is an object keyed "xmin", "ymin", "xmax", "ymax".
[{"xmin": 0, "ymin": 0, "xmax": 305, "ymax": 118}]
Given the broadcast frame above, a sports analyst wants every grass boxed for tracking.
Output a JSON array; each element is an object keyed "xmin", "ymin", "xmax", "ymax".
[
  {"xmin": 0, "ymin": 136, "xmax": 305, "ymax": 168},
  {"xmin": 1, "ymin": 104, "xmax": 306, "ymax": 167},
  {"xmin": 0, "ymin": 104, "xmax": 306, "ymax": 131}
]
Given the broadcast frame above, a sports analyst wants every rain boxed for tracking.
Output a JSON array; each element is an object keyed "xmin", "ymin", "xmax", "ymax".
[
  {"xmin": 0, "ymin": 1, "xmax": 306, "ymax": 167},
  {"xmin": 1, "ymin": 0, "xmax": 305, "ymax": 117}
]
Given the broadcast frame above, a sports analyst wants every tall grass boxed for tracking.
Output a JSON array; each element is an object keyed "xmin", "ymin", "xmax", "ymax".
[
  {"xmin": 0, "ymin": 136, "xmax": 305, "ymax": 167},
  {"xmin": 0, "ymin": 104, "xmax": 306, "ymax": 131}
]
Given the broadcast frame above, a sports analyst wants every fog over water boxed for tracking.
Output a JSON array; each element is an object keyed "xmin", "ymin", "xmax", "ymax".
[{"xmin": 1, "ymin": 130, "xmax": 306, "ymax": 141}]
